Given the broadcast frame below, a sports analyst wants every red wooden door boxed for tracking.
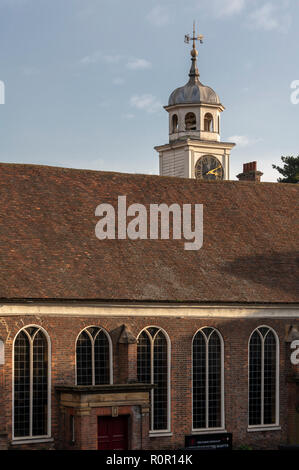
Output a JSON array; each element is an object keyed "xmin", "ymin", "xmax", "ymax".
[{"xmin": 97, "ymin": 416, "xmax": 128, "ymax": 450}]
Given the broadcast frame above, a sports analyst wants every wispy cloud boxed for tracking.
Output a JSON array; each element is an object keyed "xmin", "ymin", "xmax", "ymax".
[
  {"xmin": 126, "ymin": 58, "xmax": 152, "ymax": 70},
  {"xmin": 216, "ymin": 0, "xmax": 246, "ymax": 16},
  {"xmin": 79, "ymin": 52, "xmax": 151, "ymax": 70},
  {"xmin": 79, "ymin": 51, "xmax": 123, "ymax": 66},
  {"xmin": 103, "ymin": 54, "xmax": 123, "ymax": 64},
  {"xmin": 147, "ymin": 5, "xmax": 170, "ymax": 26},
  {"xmin": 228, "ymin": 135, "xmax": 261, "ymax": 147},
  {"xmin": 130, "ymin": 94, "xmax": 161, "ymax": 113},
  {"xmin": 79, "ymin": 51, "xmax": 102, "ymax": 65},
  {"xmin": 198, "ymin": 0, "xmax": 246, "ymax": 18},
  {"xmin": 199, "ymin": 0, "xmax": 292, "ymax": 32},
  {"xmin": 248, "ymin": 2, "xmax": 291, "ymax": 32}
]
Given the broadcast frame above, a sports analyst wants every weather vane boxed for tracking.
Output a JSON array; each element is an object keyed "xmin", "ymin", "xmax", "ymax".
[{"xmin": 184, "ymin": 21, "xmax": 204, "ymax": 48}]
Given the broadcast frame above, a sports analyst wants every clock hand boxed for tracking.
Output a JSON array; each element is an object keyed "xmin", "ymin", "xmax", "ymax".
[{"xmin": 206, "ymin": 165, "xmax": 221, "ymax": 175}]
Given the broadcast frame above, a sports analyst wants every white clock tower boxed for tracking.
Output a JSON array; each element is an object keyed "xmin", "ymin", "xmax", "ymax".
[{"xmin": 155, "ymin": 24, "xmax": 235, "ymax": 181}]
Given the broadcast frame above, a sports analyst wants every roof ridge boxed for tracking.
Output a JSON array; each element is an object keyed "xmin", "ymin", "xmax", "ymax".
[{"xmin": 0, "ymin": 161, "xmax": 298, "ymax": 186}]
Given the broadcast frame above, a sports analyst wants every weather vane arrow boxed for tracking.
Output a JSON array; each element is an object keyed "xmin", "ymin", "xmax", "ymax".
[
  {"xmin": 184, "ymin": 21, "xmax": 204, "ymax": 47},
  {"xmin": 184, "ymin": 21, "xmax": 203, "ymax": 80}
]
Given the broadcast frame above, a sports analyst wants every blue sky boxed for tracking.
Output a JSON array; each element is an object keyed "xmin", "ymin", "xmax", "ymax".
[{"xmin": 0, "ymin": 0, "xmax": 298, "ymax": 181}]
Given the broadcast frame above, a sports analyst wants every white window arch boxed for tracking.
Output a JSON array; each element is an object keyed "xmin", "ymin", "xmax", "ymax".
[
  {"xmin": 248, "ymin": 326, "xmax": 279, "ymax": 428},
  {"xmin": 13, "ymin": 325, "xmax": 51, "ymax": 440},
  {"xmin": 0, "ymin": 338, "xmax": 4, "ymax": 365},
  {"xmin": 192, "ymin": 327, "xmax": 224, "ymax": 431},
  {"xmin": 172, "ymin": 114, "xmax": 178, "ymax": 133},
  {"xmin": 137, "ymin": 326, "xmax": 171, "ymax": 433},
  {"xmin": 204, "ymin": 113, "xmax": 214, "ymax": 132},
  {"xmin": 76, "ymin": 326, "xmax": 113, "ymax": 386}
]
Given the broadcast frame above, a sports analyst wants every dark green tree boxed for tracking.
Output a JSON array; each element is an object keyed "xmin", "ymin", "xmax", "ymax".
[{"xmin": 272, "ymin": 156, "xmax": 299, "ymax": 183}]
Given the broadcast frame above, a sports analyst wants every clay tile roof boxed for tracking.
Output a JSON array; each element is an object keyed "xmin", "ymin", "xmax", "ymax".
[{"xmin": 0, "ymin": 162, "xmax": 298, "ymax": 304}]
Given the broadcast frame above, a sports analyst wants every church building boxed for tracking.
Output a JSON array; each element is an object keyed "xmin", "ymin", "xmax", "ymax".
[{"xmin": 0, "ymin": 27, "xmax": 298, "ymax": 451}]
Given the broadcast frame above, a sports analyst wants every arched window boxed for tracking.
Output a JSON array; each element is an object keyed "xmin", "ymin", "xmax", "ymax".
[
  {"xmin": 185, "ymin": 112, "xmax": 196, "ymax": 131},
  {"xmin": 13, "ymin": 326, "xmax": 50, "ymax": 439},
  {"xmin": 192, "ymin": 327, "xmax": 224, "ymax": 430},
  {"xmin": 204, "ymin": 113, "xmax": 214, "ymax": 132},
  {"xmin": 76, "ymin": 326, "xmax": 112, "ymax": 385},
  {"xmin": 249, "ymin": 326, "xmax": 279, "ymax": 427},
  {"xmin": 172, "ymin": 114, "xmax": 178, "ymax": 133},
  {"xmin": 137, "ymin": 327, "xmax": 170, "ymax": 432}
]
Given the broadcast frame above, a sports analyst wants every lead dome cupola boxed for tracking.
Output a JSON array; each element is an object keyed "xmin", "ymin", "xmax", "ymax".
[{"xmin": 168, "ymin": 80, "xmax": 220, "ymax": 106}]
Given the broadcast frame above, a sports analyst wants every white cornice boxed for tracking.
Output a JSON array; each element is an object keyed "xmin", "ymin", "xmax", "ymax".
[
  {"xmin": 0, "ymin": 303, "xmax": 298, "ymax": 318},
  {"xmin": 155, "ymin": 139, "xmax": 235, "ymax": 152},
  {"xmin": 164, "ymin": 103, "xmax": 225, "ymax": 112}
]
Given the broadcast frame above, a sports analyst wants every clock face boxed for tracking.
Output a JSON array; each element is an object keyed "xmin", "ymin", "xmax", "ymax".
[{"xmin": 195, "ymin": 155, "xmax": 224, "ymax": 181}]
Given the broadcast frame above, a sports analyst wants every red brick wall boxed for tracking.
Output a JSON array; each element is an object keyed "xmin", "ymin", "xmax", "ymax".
[{"xmin": 0, "ymin": 314, "xmax": 298, "ymax": 450}]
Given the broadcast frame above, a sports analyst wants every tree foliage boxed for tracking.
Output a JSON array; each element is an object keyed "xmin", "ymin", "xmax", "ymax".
[{"xmin": 272, "ymin": 156, "xmax": 299, "ymax": 183}]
